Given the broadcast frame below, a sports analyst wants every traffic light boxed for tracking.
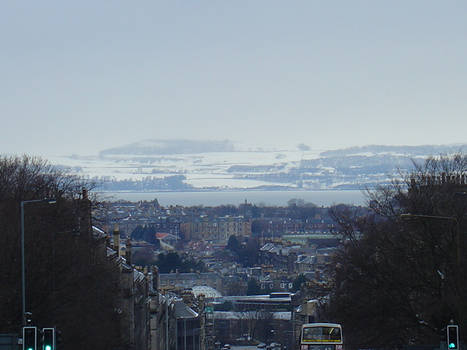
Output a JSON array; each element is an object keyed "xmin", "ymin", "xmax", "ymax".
[
  {"xmin": 42, "ymin": 328, "xmax": 55, "ymax": 350},
  {"xmin": 447, "ymin": 325, "xmax": 459, "ymax": 350},
  {"xmin": 22, "ymin": 326, "xmax": 37, "ymax": 350}
]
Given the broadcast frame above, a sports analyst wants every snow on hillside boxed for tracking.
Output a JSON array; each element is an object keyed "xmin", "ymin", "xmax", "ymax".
[
  {"xmin": 47, "ymin": 141, "xmax": 467, "ymax": 191},
  {"xmin": 49, "ymin": 148, "xmax": 322, "ymax": 189}
]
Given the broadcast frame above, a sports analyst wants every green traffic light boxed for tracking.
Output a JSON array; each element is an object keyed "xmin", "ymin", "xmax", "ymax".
[
  {"xmin": 449, "ymin": 343, "xmax": 456, "ymax": 349},
  {"xmin": 45, "ymin": 346, "xmax": 52, "ymax": 350}
]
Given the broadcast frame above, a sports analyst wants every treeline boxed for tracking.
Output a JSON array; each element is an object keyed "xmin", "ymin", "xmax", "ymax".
[
  {"xmin": 131, "ymin": 248, "xmax": 206, "ymax": 273},
  {"xmin": 131, "ymin": 224, "xmax": 161, "ymax": 246},
  {"xmin": 203, "ymin": 199, "xmax": 323, "ymax": 219},
  {"xmin": 225, "ymin": 235, "xmax": 260, "ymax": 267},
  {"xmin": 155, "ymin": 252, "xmax": 206, "ymax": 273},
  {"xmin": 94, "ymin": 175, "xmax": 192, "ymax": 191},
  {"xmin": 320, "ymin": 144, "xmax": 467, "ymax": 157}
]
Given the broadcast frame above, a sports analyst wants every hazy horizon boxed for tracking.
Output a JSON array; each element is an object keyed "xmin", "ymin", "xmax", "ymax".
[{"xmin": 2, "ymin": 1, "xmax": 467, "ymax": 157}]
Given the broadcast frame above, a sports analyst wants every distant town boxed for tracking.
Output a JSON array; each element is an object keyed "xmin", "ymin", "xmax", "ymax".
[
  {"xmin": 3, "ymin": 151, "xmax": 466, "ymax": 350},
  {"xmin": 91, "ymin": 197, "xmax": 363, "ymax": 348}
]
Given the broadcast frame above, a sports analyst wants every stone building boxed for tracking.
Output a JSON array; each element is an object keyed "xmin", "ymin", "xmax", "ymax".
[
  {"xmin": 105, "ymin": 224, "xmax": 152, "ymax": 350},
  {"xmin": 180, "ymin": 216, "xmax": 251, "ymax": 243}
]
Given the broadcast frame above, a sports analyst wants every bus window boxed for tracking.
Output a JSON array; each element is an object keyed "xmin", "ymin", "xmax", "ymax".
[{"xmin": 301, "ymin": 323, "xmax": 343, "ymax": 350}]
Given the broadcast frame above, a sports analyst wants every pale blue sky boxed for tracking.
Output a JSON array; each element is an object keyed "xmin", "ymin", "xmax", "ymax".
[{"xmin": 1, "ymin": 1, "xmax": 467, "ymax": 156}]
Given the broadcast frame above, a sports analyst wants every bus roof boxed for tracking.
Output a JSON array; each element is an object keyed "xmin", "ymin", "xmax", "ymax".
[{"xmin": 302, "ymin": 323, "xmax": 342, "ymax": 328}]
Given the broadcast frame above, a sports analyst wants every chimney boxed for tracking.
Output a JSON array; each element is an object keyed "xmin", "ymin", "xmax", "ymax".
[
  {"xmin": 152, "ymin": 266, "xmax": 159, "ymax": 292},
  {"xmin": 126, "ymin": 239, "xmax": 132, "ymax": 265},
  {"xmin": 104, "ymin": 225, "xmax": 111, "ymax": 247},
  {"xmin": 113, "ymin": 224, "xmax": 120, "ymax": 257},
  {"xmin": 79, "ymin": 188, "xmax": 92, "ymax": 240}
]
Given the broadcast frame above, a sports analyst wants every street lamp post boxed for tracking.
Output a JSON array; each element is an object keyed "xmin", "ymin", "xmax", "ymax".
[
  {"xmin": 21, "ymin": 199, "xmax": 56, "ymax": 325},
  {"xmin": 400, "ymin": 213, "xmax": 457, "ymax": 221}
]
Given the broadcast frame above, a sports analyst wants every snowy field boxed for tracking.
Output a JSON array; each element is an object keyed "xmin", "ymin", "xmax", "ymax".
[{"xmin": 48, "ymin": 149, "xmax": 324, "ymax": 190}]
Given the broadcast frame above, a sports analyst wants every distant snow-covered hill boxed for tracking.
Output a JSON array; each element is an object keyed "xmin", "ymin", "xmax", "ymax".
[
  {"xmin": 49, "ymin": 140, "xmax": 467, "ymax": 192},
  {"xmin": 99, "ymin": 139, "xmax": 235, "ymax": 156}
]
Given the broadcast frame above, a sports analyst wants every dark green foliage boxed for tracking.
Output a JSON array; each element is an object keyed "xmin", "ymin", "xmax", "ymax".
[
  {"xmin": 291, "ymin": 274, "xmax": 308, "ymax": 292},
  {"xmin": 132, "ymin": 246, "xmax": 156, "ymax": 266},
  {"xmin": 226, "ymin": 235, "xmax": 241, "ymax": 253},
  {"xmin": 251, "ymin": 220, "xmax": 263, "ymax": 236},
  {"xmin": 210, "ymin": 205, "xmax": 239, "ymax": 216},
  {"xmin": 251, "ymin": 219, "xmax": 275, "ymax": 237},
  {"xmin": 225, "ymin": 235, "xmax": 259, "ymax": 267},
  {"xmin": 131, "ymin": 224, "xmax": 161, "ymax": 247},
  {"xmin": 243, "ymin": 238, "xmax": 260, "ymax": 266},
  {"xmin": 287, "ymin": 203, "xmax": 320, "ymax": 222},
  {"xmin": 155, "ymin": 251, "xmax": 206, "ymax": 273},
  {"xmin": 246, "ymin": 278, "xmax": 262, "ymax": 295}
]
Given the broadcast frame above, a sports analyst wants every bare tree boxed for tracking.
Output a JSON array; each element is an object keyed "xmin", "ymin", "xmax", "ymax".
[
  {"xmin": 327, "ymin": 154, "xmax": 467, "ymax": 349},
  {"xmin": 0, "ymin": 155, "xmax": 121, "ymax": 349}
]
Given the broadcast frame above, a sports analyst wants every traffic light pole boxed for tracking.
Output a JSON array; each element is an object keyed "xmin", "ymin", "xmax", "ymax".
[{"xmin": 21, "ymin": 201, "xmax": 26, "ymax": 326}]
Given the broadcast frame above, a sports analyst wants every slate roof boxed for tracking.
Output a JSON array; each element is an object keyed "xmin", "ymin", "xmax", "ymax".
[
  {"xmin": 173, "ymin": 300, "xmax": 198, "ymax": 319},
  {"xmin": 192, "ymin": 285, "xmax": 222, "ymax": 298}
]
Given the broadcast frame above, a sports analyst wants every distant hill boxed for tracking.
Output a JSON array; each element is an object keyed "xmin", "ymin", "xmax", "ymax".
[
  {"xmin": 320, "ymin": 144, "xmax": 467, "ymax": 157},
  {"xmin": 99, "ymin": 139, "xmax": 235, "ymax": 156}
]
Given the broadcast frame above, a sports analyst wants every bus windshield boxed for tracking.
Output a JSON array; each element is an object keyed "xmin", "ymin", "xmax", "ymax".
[{"xmin": 302, "ymin": 326, "xmax": 342, "ymax": 342}]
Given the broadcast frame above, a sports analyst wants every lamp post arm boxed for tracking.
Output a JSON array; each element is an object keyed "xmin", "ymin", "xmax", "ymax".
[
  {"xmin": 400, "ymin": 212, "xmax": 462, "ymax": 270},
  {"xmin": 400, "ymin": 213, "xmax": 457, "ymax": 222}
]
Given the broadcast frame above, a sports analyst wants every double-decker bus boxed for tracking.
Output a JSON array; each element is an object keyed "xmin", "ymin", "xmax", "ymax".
[{"xmin": 300, "ymin": 323, "xmax": 343, "ymax": 350}]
